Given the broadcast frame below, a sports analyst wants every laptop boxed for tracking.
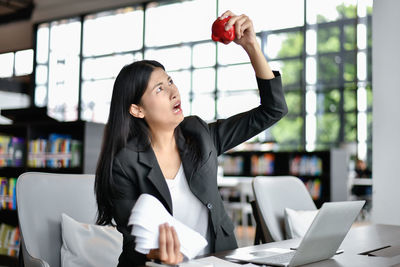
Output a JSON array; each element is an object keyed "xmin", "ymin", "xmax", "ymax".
[{"xmin": 227, "ymin": 200, "xmax": 365, "ymax": 267}]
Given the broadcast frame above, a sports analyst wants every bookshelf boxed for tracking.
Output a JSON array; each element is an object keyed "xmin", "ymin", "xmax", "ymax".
[
  {"xmin": 0, "ymin": 119, "xmax": 105, "ymax": 266},
  {"xmin": 219, "ymin": 148, "xmax": 349, "ymax": 208}
]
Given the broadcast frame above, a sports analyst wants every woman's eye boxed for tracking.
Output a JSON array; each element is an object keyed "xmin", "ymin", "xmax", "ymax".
[
  {"xmin": 156, "ymin": 87, "xmax": 163, "ymax": 93},
  {"xmin": 168, "ymin": 79, "xmax": 173, "ymax": 85}
]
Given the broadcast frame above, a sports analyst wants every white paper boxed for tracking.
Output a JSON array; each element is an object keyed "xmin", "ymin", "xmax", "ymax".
[{"xmin": 128, "ymin": 194, "xmax": 208, "ymax": 259}]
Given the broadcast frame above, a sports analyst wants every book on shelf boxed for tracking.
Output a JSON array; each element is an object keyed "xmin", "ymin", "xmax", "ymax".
[
  {"xmin": 251, "ymin": 153, "xmax": 275, "ymax": 176},
  {"xmin": 0, "ymin": 135, "xmax": 25, "ymax": 168},
  {"xmin": 0, "ymin": 178, "xmax": 7, "ymax": 210},
  {"xmin": 302, "ymin": 178, "xmax": 322, "ymax": 200},
  {"xmin": 7, "ymin": 226, "xmax": 19, "ymax": 257},
  {"xmin": 28, "ymin": 133, "xmax": 82, "ymax": 168},
  {"xmin": 7, "ymin": 178, "xmax": 17, "ymax": 210},
  {"xmin": 71, "ymin": 140, "xmax": 82, "ymax": 168},
  {"xmin": 221, "ymin": 155, "xmax": 244, "ymax": 175},
  {"xmin": 28, "ymin": 138, "xmax": 47, "ymax": 168},
  {"xmin": 0, "ymin": 178, "xmax": 17, "ymax": 210},
  {"xmin": 290, "ymin": 155, "xmax": 323, "ymax": 176},
  {"xmin": 47, "ymin": 133, "xmax": 72, "ymax": 168},
  {"xmin": 0, "ymin": 223, "xmax": 19, "ymax": 256}
]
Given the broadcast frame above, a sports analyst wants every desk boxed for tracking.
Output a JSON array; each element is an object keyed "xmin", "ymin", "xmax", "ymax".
[{"xmin": 212, "ymin": 224, "xmax": 400, "ymax": 266}]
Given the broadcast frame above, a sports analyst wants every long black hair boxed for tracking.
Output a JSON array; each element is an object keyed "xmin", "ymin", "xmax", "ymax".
[{"xmin": 95, "ymin": 60, "xmax": 165, "ymax": 226}]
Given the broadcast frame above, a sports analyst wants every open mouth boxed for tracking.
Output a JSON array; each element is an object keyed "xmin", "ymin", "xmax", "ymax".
[{"xmin": 173, "ymin": 102, "xmax": 182, "ymax": 113}]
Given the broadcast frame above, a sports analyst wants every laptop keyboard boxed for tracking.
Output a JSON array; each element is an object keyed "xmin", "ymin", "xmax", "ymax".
[{"xmin": 257, "ymin": 251, "xmax": 296, "ymax": 264}]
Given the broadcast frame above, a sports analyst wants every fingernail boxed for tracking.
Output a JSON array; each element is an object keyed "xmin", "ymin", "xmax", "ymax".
[{"xmin": 225, "ymin": 26, "xmax": 229, "ymax": 31}]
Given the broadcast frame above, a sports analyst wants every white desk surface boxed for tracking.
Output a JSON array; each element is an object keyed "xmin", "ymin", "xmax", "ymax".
[{"xmin": 217, "ymin": 176, "xmax": 253, "ymax": 187}]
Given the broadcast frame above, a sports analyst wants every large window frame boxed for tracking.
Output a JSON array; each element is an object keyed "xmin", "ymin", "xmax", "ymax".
[{"xmin": 33, "ymin": 0, "xmax": 373, "ymax": 163}]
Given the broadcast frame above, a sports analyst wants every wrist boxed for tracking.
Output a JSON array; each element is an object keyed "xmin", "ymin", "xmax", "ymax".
[
  {"xmin": 243, "ymin": 41, "xmax": 262, "ymax": 58},
  {"xmin": 243, "ymin": 41, "xmax": 274, "ymax": 79}
]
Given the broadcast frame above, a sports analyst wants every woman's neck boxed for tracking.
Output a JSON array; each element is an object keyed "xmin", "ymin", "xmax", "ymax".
[{"xmin": 150, "ymin": 129, "xmax": 177, "ymax": 153}]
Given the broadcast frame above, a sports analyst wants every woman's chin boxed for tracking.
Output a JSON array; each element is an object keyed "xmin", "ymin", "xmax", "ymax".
[{"xmin": 176, "ymin": 113, "xmax": 184, "ymax": 124}]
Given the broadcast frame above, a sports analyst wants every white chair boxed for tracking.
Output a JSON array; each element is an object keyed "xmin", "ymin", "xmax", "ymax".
[
  {"xmin": 16, "ymin": 172, "xmax": 97, "ymax": 267},
  {"xmin": 252, "ymin": 176, "xmax": 317, "ymax": 243}
]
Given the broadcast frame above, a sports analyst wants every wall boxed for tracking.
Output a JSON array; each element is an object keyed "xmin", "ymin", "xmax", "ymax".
[
  {"xmin": 372, "ymin": 0, "xmax": 400, "ymax": 225},
  {"xmin": 0, "ymin": 20, "xmax": 33, "ymax": 53}
]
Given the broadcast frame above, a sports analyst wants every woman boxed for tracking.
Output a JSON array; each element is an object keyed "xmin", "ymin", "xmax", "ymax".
[{"xmin": 95, "ymin": 10, "xmax": 288, "ymax": 266}]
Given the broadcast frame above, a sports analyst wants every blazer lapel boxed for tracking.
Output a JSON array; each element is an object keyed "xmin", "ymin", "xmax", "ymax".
[
  {"xmin": 176, "ymin": 128, "xmax": 196, "ymax": 185},
  {"xmin": 138, "ymin": 147, "xmax": 173, "ymax": 214}
]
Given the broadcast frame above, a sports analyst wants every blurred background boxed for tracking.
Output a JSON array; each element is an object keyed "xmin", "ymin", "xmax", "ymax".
[
  {"xmin": 0, "ymin": 0, "xmax": 373, "ymax": 164},
  {"xmin": 1, "ymin": 0, "xmax": 389, "ymax": 260}
]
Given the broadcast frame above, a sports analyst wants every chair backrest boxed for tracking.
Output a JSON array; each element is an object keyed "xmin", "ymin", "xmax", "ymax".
[
  {"xmin": 17, "ymin": 172, "xmax": 97, "ymax": 267},
  {"xmin": 252, "ymin": 176, "xmax": 317, "ymax": 243}
]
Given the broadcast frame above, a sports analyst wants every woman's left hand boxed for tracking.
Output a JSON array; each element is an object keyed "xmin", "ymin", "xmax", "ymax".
[
  {"xmin": 219, "ymin": 10, "xmax": 257, "ymax": 50},
  {"xmin": 146, "ymin": 223, "xmax": 183, "ymax": 265}
]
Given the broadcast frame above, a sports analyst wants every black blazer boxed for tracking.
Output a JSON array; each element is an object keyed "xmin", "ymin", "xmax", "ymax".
[{"xmin": 111, "ymin": 71, "xmax": 287, "ymax": 266}]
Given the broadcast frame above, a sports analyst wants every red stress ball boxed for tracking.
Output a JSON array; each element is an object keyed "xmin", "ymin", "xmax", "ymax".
[{"xmin": 211, "ymin": 16, "xmax": 235, "ymax": 44}]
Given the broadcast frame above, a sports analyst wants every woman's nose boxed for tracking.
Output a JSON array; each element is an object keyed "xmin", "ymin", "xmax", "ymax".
[{"xmin": 170, "ymin": 85, "xmax": 178, "ymax": 99}]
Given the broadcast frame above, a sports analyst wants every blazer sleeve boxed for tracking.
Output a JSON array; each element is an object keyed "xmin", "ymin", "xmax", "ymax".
[
  {"xmin": 112, "ymin": 157, "xmax": 147, "ymax": 266},
  {"xmin": 208, "ymin": 71, "xmax": 288, "ymax": 156}
]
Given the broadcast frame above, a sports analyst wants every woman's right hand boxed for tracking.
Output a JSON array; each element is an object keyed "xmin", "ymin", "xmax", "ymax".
[
  {"xmin": 146, "ymin": 223, "xmax": 184, "ymax": 265},
  {"xmin": 219, "ymin": 10, "xmax": 274, "ymax": 79},
  {"xmin": 219, "ymin": 10, "xmax": 257, "ymax": 51}
]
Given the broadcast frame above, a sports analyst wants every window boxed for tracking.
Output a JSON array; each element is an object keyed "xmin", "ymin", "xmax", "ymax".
[
  {"xmin": 83, "ymin": 8, "xmax": 143, "ymax": 57},
  {"xmin": 0, "ymin": 53, "xmax": 14, "ymax": 78},
  {"xmin": 266, "ymin": 29, "xmax": 304, "ymax": 148},
  {"xmin": 0, "ymin": 49, "xmax": 33, "ymax": 78},
  {"xmin": 192, "ymin": 67, "xmax": 215, "ymax": 120},
  {"xmin": 33, "ymin": 0, "xmax": 373, "ymax": 164},
  {"xmin": 218, "ymin": 0, "xmax": 304, "ymax": 31},
  {"xmin": 48, "ymin": 19, "xmax": 81, "ymax": 121},
  {"xmin": 80, "ymin": 7, "xmax": 144, "ymax": 123},
  {"xmin": 145, "ymin": 0, "xmax": 215, "ymax": 47},
  {"xmin": 304, "ymin": 0, "xmax": 372, "ymax": 162},
  {"xmin": 0, "ymin": 49, "xmax": 33, "ymax": 124},
  {"xmin": 15, "ymin": 50, "xmax": 34, "ymax": 76},
  {"xmin": 34, "ymin": 19, "xmax": 82, "ymax": 121}
]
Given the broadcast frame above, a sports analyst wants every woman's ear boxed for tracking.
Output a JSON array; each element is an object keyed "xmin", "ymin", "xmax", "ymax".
[{"xmin": 129, "ymin": 104, "xmax": 145, "ymax": 118}]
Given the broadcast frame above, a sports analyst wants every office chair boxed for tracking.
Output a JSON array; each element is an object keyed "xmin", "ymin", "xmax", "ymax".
[
  {"xmin": 16, "ymin": 172, "xmax": 97, "ymax": 267},
  {"xmin": 252, "ymin": 176, "xmax": 317, "ymax": 243}
]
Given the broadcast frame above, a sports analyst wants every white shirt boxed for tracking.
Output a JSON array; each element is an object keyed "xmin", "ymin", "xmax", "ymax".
[{"xmin": 165, "ymin": 163, "xmax": 210, "ymax": 256}]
